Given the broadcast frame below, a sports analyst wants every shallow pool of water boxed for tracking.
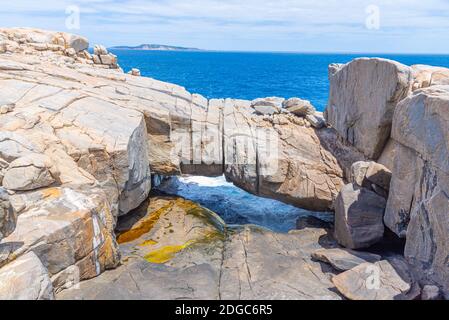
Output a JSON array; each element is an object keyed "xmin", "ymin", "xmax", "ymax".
[{"xmin": 155, "ymin": 175, "xmax": 333, "ymax": 233}]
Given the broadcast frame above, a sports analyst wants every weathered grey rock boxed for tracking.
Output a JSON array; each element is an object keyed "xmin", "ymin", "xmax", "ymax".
[
  {"xmin": 421, "ymin": 285, "xmax": 441, "ymax": 300},
  {"xmin": 351, "ymin": 161, "xmax": 391, "ymax": 193},
  {"xmin": 93, "ymin": 44, "xmax": 108, "ymax": 55},
  {"xmin": 251, "ymin": 97, "xmax": 285, "ymax": 109},
  {"xmin": 312, "ymin": 248, "xmax": 381, "ymax": 271},
  {"xmin": 92, "ymin": 54, "xmax": 101, "ymax": 64},
  {"xmin": 316, "ymin": 127, "xmax": 368, "ymax": 181},
  {"xmin": 283, "ymin": 98, "xmax": 315, "ymax": 116},
  {"xmin": 0, "ymin": 252, "xmax": 54, "ymax": 300},
  {"xmin": 99, "ymin": 54, "xmax": 117, "ymax": 66},
  {"xmin": 62, "ymin": 33, "xmax": 88, "ymax": 53},
  {"xmin": 1, "ymin": 187, "xmax": 120, "ymax": 291},
  {"xmin": 224, "ymin": 100, "xmax": 347, "ymax": 211},
  {"xmin": 384, "ymin": 144, "xmax": 420, "ymax": 237},
  {"xmin": 411, "ymin": 65, "xmax": 449, "ymax": 90},
  {"xmin": 351, "ymin": 161, "xmax": 371, "ymax": 187},
  {"xmin": 365, "ymin": 162, "xmax": 392, "ymax": 191},
  {"xmin": 332, "ymin": 259, "xmax": 418, "ymax": 300},
  {"xmin": 377, "ymin": 139, "xmax": 397, "ymax": 171},
  {"xmin": 404, "ymin": 165, "xmax": 449, "ymax": 294},
  {"xmin": 0, "ymin": 104, "xmax": 14, "ymax": 114},
  {"xmin": 0, "ymin": 28, "xmax": 87, "ymax": 52},
  {"xmin": 0, "ymin": 29, "xmax": 354, "ymax": 215},
  {"xmin": 128, "ymin": 68, "xmax": 141, "ymax": 76},
  {"xmin": 386, "ymin": 86, "xmax": 449, "ymax": 293},
  {"xmin": 220, "ymin": 226, "xmax": 340, "ymax": 300},
  {"xmin": 2, "ymin": 153, "xmax": 57, "ymax": 191},
  {"xmin": 306, "ymin": 113, "xmax": 325, "ymax": 129},
  {"xmin": 253, "ymin": 104, "xmax": 280, "ymax": 115},
  {"xmin": 334, "ymin": 183, "xmax": 386, "ymax": 249},
  {"xmin": 0, "ymin": 188, "xmax": 16, "ymax": 240},
  {"xmin": 392, "ymin": 86, "xmax": 449, "ymax": 175},
  {"xmin": 296, "ymin": 216, "xmax": 332, "ymax": 230},
  {"xmin": 326, "ymin": 58, "xmax": 412, "ymax": 159},
  {"xmin": 64, "ymin": 47, "xmax": 76, "ymax": 57}
]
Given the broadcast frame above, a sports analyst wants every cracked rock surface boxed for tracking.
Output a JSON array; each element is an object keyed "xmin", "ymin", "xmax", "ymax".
[{"xmin": 57, "ymin": 195, "xmax": 342, "ymax": 300}]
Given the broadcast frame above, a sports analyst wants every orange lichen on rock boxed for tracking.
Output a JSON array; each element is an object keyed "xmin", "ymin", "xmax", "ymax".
[
  {"xmin": 42, "ymin": 188, "xmax": 62, "ymax": 199},
  {"xmin": 116, "ymin": 202, "xmax": 174, "ymax": 244}
]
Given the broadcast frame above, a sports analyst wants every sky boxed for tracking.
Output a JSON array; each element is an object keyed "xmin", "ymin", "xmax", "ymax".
[{"xmin": 1, "ymin": 0, "xmax": 449, "ymax": 53}]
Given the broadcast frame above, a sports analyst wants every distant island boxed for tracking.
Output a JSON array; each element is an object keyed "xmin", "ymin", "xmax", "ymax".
[{"xmin": 109, "ymin": 44, "xmax": 202, "ymax": 51}]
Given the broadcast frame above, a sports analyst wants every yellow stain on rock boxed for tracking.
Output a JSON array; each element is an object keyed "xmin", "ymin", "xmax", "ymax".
[
  {"xmin": 143, "ymin": 229, "xmax": 224, "ymax": 265},
  {"xmin": 116, "ymin": 202, "xmax": 175, "ymax": 244},
  {"xmin": 144, "ymin": 242, "xmax": 193, "ymax": 264},
  {"xmin": 139, "ymin": 239, "xmax": 158, "ymax": 247},
  {"xmin": 118, "ymin": 197, "xmax": 227, "ymax": 264},
  {"xmin": 42, "ymin": 188, "xmax": 62, "ymax": 199}
]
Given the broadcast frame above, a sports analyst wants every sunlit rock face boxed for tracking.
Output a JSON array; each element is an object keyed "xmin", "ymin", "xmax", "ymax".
[
  {"xmin": 0, "ymin": 187, "xmax": 120, "ymax": 295},
  {"xmin": 325, "ymin": 57, "xmax": 449, "ymax": 296},
  {"xmin": 386, "ymin": 86, "xmax": 449, "ymax": 292},
  {"xmin": 326, "ymin": 58, "xmax": 412, "ymax": 159}
]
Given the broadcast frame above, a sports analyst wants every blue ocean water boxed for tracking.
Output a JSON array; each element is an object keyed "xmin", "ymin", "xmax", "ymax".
[
  {"xmin": 156, "ymin": 175, "xmax": 332, "ymax": 233},
  {"xmin": 111, "ymin": 50, "xmax": 449, "ymax": 111}
]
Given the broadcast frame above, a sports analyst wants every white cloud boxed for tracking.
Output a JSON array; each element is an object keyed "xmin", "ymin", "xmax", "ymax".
[{"xmin": 1, "ymin": 0, "xmax": 449, "ymax": 52}]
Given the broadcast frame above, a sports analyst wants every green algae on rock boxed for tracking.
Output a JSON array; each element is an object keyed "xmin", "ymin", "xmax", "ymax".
[{"xmin": 116, "ymin": 195, "xmax": 227, "ymax": 265}]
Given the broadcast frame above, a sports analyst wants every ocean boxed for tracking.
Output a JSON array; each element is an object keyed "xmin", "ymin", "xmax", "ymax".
[{"xmin": 111, "ymin": 50, "xmax": 449, "ymax": 111}]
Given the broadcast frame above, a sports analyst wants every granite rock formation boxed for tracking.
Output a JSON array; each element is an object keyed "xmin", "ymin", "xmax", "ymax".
[
  {"xmin": 1, "ymin": 27, "xmax": 449, "ymax": 300},
  {"xmin": 326, "ymin": 58, "xmax": 449, "ymax": 297}
]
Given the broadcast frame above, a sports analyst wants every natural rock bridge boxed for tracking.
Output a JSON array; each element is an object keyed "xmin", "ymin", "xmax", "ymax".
[{"xmin": 1, "ymin": 28, "xmax": 449, "ymax": 299}]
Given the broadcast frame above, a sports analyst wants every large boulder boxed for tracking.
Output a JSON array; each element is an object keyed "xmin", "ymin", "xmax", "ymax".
[
  {"xmin": 421, "ymin": 285, "xmax": 441, "ymax": 301},
  {"xmin": 0, "ymin": 187, "xmax": 120, "ymax": 292},
  {"xmin": 283, "ymin": 98, "xmax": 315, "ymax": 117},
  {"xmin": 384, "ymin": 143, "xmax": 421, "ymax": 237},
  {"xmin": 334, "ymin": 183, "xmax": 386, "ymax": 249},
  {"xmin": 392, "ymin": 86, "xmax": 449, "ymax": 175},
  {"xmin": 0, "ymin": 252, "xmax": 54, "ymax": 300},
  {"xmin": 0, "ymin": 28, "xmax": 88, "ymax": 53},
  {"xmin": 312, "ymin": 248, "xmax": 381, "ymax": 271},
  {"xmin": 251, "ymin": 97, "xmax": 285, "ymax": 109},
  {"xmin": 365, "ymin": 162, "xmax": 392, "ymax": 191},
  {"xmin": 385, "ymin": 85, "xmax": 449, "ymax": 294},
  {"xmin": 411, "ymin": 65, "xmax": 449, "ymax": 90},
  {"xmin": 224, "ymin": 100, "xmax": 346, "ymax": 211},
  {"xmin": 253, "ymin": 104, "xmax": 280, "ymax": 115},
  {"xmin": 2, "ymin": 153, "xmax": 58, "ymax": 191},
  {"xmin": 385, "ymin": 86, "xmax": 449, "ymax": 292},
  {"xmin": 325, "ymin": 58, "xmax": 412, "ymax": 159},
  {"xmin": 0, "ymin": 188, "xmax": 15, "ymax": 240},
  {"xmin": 351, "ymin": 161, "xmax": 392, "ymax": 196},
  {"xmin": 332, "ymin": 258, "xmax": 419, "ymax": 300}
]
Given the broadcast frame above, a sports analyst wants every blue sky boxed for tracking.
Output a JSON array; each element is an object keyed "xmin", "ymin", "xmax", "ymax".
[{"xmin": 2, "ymin": 0, "xmax": 449, "ymax": 53}]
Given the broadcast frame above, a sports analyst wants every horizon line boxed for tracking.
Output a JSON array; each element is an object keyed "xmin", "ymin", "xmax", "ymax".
[{"xmin": 105, "ymin": 47, "xmax": 449, "ymax": 56}]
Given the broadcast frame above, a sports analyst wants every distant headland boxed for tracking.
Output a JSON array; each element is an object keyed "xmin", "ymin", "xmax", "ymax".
[{"xmin": 109, "ymin": 44, "xmax": 202, "ymax": 51}]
